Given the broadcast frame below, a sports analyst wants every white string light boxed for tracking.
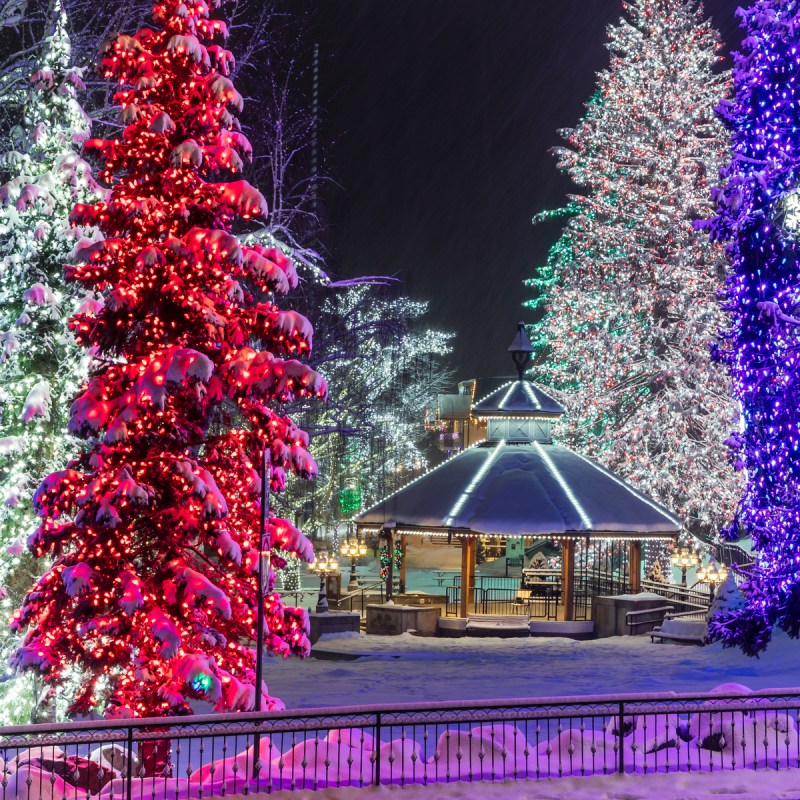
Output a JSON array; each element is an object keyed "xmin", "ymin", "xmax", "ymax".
[
  {"xmin": 532, "ymin": 441, "xmax": 593, "ymax": 530},
  {"xmin": 443, "ymin": 439, "xmax": 506, "ymax": 526}
]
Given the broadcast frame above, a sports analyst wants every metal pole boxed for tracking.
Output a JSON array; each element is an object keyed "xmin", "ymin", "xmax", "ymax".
[
  {"xmin": 311, "ymin": 42, "xmax": 319, "ymax": 218},
  {"xmin": 253, "ymin": 444, "xmax": 271, "ymax": 777},
  {"xmin": 316, "ymin": 573, "xmax": 329, "ymax": 613}
]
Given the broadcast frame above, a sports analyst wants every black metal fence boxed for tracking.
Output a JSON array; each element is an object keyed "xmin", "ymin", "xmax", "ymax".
[
  {"xmin": 443, "ymin": 566, "xmax": 634, "ymax": 621},
  {"xmin": 3, "ymin": 688, "xmax": 800, "ymax": 798},
  {"xmin": 445, "ymin": 585, "xmax": 559, "ymax": 619}
]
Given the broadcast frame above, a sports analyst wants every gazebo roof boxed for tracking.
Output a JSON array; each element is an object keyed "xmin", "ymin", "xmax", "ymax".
[
  {"xmin": 355, "ymin": 440, "xmax": 680, "ymax": 539},
  {"xmin": 472, "ymin": 379, "xmax": 565, "ymax": 418}
]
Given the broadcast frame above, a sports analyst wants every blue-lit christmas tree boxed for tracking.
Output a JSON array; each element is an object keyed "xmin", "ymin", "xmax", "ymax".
[{"xmin": 705, "ymin": 1, "xmax": 800, "ymax": 655}]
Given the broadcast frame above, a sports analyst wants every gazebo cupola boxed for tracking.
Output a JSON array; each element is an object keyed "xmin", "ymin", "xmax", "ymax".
[{"xmin": 471, "ymin": 322, "xmax": 565, "ymax": 444}]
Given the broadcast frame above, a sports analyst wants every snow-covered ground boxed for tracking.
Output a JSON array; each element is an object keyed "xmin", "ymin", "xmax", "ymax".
[
  {"xmin": 9, "ymin": 632, "xmax": 800, "ymax": 800},
  {"xmin": 264, "ymin": 630, "xmax": 800, "ymax": 709}
]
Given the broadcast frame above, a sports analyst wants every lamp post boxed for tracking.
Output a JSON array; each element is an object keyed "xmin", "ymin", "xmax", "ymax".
[
  {"xmin": 508, "ymin": 321, "xmax": 534, "ymax": 379},
  {"xmin": 340, "ymin": 529, "xmax": 367, "ymax": 591},
  {"xmin": 670, "ymin": 546, "xmax": 699, "ymax": 587},
  {"xmin": 253, "ymin": 444, "xmax": 271, "ymax": 777},
  {"xmin": 309, "ymin": 549, "xmax": 339, "ymax": 613},
  {"xmin": 695, "ymin": 559, "xmax": 728, "ymax": 602}
]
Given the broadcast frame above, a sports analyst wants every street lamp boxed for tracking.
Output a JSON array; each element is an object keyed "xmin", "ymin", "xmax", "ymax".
[
  {"xmin": 508, "ymin": 321, "xmax": 534, "ymax": 379},
  {"xmin": 670, "ymin": 546, "xmax": 699, "ymax": 587},
  {"xmin": 340, "ymin": 531, "xmax": 367, "ymax": 591},
  {"xmin": 309, "ymin": 549, "xmax": 339, "ymax": 613},
  {"xmin": 253, "ymin": 444, "xmax": 271, "ymax": 777},
  {"xmin": 696, "ymin": 559, "xmax": 728, "ymax": 602}
]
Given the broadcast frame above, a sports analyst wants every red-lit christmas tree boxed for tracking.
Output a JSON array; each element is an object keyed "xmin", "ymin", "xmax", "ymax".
[{"xmin": 10, "ymin": 0, "xmax": 326, "ymax": 719}]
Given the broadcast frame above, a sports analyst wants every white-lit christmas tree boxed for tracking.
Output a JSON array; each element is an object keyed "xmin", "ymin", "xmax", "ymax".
[
  {"xmin": 285, "ymin": 279, "xmax": 452, "ymax": 535},
  {"xmin": 0, "ymin": 0, "xmax": 103, "ymax": 723},
  {"xmin": 527, "ymin": 0, "xmax": 740, "ymax": 548}
]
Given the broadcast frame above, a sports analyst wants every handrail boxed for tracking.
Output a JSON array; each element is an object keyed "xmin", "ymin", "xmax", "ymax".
[
  {"xmin": 335, "ymin": 579, "xmax": 386, "ymax": 605},
  {"xmin": 666, "ymin": 608, "xmax": 709, "ymax": 620},
  {"xmin": 641, "ymin": 579, "xmax": 711, "ymax": 604},
  {"xmin": 625, "ymin": 605, "xmax": 673, "ymax": 634},
  {"xmin": 333, "ymin": 579, "xmax": 386, "ymax": 616},
  {"xmin": 626, "ymin": 605, "xmax": 674, "ymax": 619}
]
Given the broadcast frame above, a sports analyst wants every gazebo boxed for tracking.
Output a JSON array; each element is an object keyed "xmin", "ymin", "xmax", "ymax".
[{"xmin": 355, "ymin": 323, "xmax": 681, "ymax": 620}]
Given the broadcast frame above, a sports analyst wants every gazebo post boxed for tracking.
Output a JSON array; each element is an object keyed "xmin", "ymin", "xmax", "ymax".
[
  {"xmin": 561, "ymin": 539, "xmax": 575, "ymax": 621},
  {"xmin": 459, "ymin": 537, "xmax": 476, "ymax": 617},
  {"xmin": 399, "ymin": 534, "xmax": 407, "ymax": 594},
  {"xmin": 629, "ymin": 541, "xmax": 642, "ymax": 593},
  {"xmin": 382, "ymin": 524, "xmax": 395, "ymax": 604}
]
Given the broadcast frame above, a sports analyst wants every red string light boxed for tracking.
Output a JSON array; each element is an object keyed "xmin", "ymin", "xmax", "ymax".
[{"xmin": 11, "ymin": 0, "xmax": 326, "ymax": 719}]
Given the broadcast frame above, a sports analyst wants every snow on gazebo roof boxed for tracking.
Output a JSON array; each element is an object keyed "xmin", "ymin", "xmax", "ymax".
[
  {"xmin": 471, "ymin": 379, "xmax": 565, "ymax": 418},
  {"xmin": 355, "ymin": 440, "xmax": 681, "ymax": 540}
]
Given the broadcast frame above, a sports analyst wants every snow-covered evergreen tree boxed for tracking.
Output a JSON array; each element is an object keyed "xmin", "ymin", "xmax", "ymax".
[
  {"xmin": 283, "ymin": 278, "xmax": 452, "ymax": 535},
  {"xmin": 11, "ymin": 0, "xmax": 325, "ymax": 719},
  {"xmin": 0, "ymin": 0, "xmax": 102, "ymax": 724},
  {"xmin": 645, "ymin": 559, "xmax": 668, "ymax": 584},
  {"xmin": 707, "ymin": 571, "xmax": 744, "ymax": 624},
  {"xmin": 527, "ymin": 0, "xmax": 739, "ymax": 545}
]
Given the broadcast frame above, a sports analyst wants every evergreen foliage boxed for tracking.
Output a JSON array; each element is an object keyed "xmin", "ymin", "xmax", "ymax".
[{"xmin": 527, "ymin": 0, "xmax": 740, "ymax": 546}]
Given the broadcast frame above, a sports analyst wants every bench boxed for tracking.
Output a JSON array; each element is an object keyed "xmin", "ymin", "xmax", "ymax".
[
  {"xmin": 650, "ymin": 617, "xmax": 707, "ymax": 646},
  {"xmin": 466, "ymin": 613, "xmax": 530, "ymax": 638},
  {"xmin": 433, "ymin": 571, "xmax": 457, "ymax": 586}
]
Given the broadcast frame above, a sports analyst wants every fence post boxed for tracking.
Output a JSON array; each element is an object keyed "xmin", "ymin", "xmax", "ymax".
[
  {"xmin": 375, "ymin": 712, "xmax": 382, "ymax": 786},
  {"xmin": 125, "ymin": 725, "xmax": 134, "ymax": 800},
  {"xmin": 618, "ymin": 701, "xmax": 625, "ymax": 775}
]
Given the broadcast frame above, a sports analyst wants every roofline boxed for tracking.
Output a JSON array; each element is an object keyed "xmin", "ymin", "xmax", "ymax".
[
  {"xmin": 470, "ymin": 378, "xmax": 566, "ymax": 415},
  {"xmin": 354, "ymin": 522, "xmax": 679, "ymax": 541},
  {"xmin": 472, "ymin": 411, "xmax": 563, "ymax": 419}
]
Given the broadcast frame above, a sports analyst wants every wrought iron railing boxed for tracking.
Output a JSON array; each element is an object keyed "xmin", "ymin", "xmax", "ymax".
[
  {"xmin": 3, "ymin": 688, "xmax": 800, "ymax": 798},
  {"xmin": 713, "ymin": 542, "xmax": 754, "ymax": 573},
  {"xmin": 641, "ymin": 581, "xmax": 710, "ymax": 619},
  {"xmin": 444, "ymin": 585, "xmax": 559, "ymax": 619}
]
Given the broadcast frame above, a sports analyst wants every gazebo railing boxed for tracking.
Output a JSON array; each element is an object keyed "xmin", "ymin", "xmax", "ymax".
[
  {"xmin": 444, "ymin": 586, "xmax": 559, "ymax": 619},
  {"xmin": 447, "ymin": 575, "xmax": 521, "ymax": 590}
]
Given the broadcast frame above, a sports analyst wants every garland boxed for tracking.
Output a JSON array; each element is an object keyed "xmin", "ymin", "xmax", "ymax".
[{"xmin": 379, "ymin": 540, "xmax": 403, "ymax": 579}]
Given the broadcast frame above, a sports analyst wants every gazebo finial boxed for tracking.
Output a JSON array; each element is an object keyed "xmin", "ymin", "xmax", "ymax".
[{"xmin": 508, "ymin": 321, "xmax": 534, "ymax": 379}]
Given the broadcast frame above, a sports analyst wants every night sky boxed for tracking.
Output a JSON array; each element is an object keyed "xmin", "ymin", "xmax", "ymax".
[{"xmin": 306, "ymin": 1, "xmax": 743, "ymax": 381}]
